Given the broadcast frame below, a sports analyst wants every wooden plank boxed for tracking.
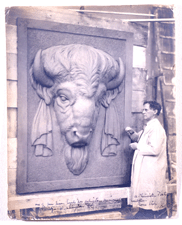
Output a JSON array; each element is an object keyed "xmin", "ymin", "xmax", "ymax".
[
  {"xmin": 6, "ymin": 6, "xmax": 83, "ymax": 26},
  {"xmin": 69, "ymin": 9, "xmax": 155, "ymax": 17},
  {"xmin": 7, "ymin": 138, "xmax": 17, "ymax": 169},
  {"xmin": 6, "ymin": 24, "xmax": 17, "ymax": 54},
  {"xmin": 159, "ymin": 22, "xmax": 175, "ymax": 37},
  {"xmin": 9, "ymin": 209, "xmax": 124, "ymax": 220},
  {"xmin": 129, "ymin": 22, "xmax": 148, "ymax": 46},
  {"xmin": 36, "ymin": 199, "xmax": 122, "ymax": 217},
  {"xmin": 161, "ymin": 52, "xmax": 175, "ymax": 68},
  {"xmin": 169, "ymin": 152, "xmax": 176, "ymax": 164},
  {"xmin": 167, "ymin": 117, "xmax": 176, "ymax": 135},
  {"xmin": 7, "ymin": 108, "xmax": 17, "ymax": 138},
  {"xmin": 160, "ymin": 35, "xmax": 175, "ymax": 52},
  {"xmin": 8, "ymin": 168, "xmax": 17, "ymax": 197},
  {"xmin": 15, "ymin": 209, "xmax": 21, "ymax": 220},
  {"xmin": 8, "ymin": 187, "xmax": 130, "ymax": 211},
  {"xmin": 8, "ymin": 182, "xmax": 16, "ymax": 198},
  {"xmin": 7, "ymin": 80, "xmax": 17, "ymax": 108},
  {"xmin": 6, "ymin": 7, "xmax": 147, "ymax": 46},
  {"xmin": 38, "ymin": 210, "xmax": 123, "ymax": 220},
  {"xmin": 163, "ymin": 69, "xmax": 175, "ymax": 83},
  {"xmin": 165, "ymin": 101, "xmax": 175, "ymax": 118},
  {"xmin": 170, "ymin": 164, "xmax": 177, "ymax": 181},
  {"xmin": 7, "ymin": 53, "xmax": 17, "ymax": 80},
  {"xmin": 168, "ymin": 135, "xmax": 176, "ymax": 153}
]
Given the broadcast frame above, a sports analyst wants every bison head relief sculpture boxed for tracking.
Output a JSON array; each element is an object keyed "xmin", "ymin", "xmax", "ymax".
[{"xmin": 30, "ymin": 44, "xmax": 125, "ymax": 175}]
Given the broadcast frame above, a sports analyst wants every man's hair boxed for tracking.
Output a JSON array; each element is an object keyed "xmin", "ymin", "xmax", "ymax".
[{"xmin": 143, "ymin": 101, "xmax": 161, "ymax": 116}]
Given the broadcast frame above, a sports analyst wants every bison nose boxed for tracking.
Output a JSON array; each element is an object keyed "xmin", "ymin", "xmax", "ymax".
[
  {"xmin": 72, "ymin": 128, "xmax": 92, "ymax": 140},
  {"xmin": 65, "ymin": 127, "xmax": 93, "ymax": 147}
]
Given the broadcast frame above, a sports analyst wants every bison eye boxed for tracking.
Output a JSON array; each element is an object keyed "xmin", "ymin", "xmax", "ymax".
[
  {"xmin": 60, "ymin": 95, "xmax": 69, "ymax": 102},
  {"xmin": 56, "ymin": 95, "xmax": 70, "ymax": 108}
]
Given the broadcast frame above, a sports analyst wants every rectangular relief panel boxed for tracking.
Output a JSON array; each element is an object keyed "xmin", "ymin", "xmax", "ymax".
[{"xmin": 17, "ymin": 18, "xmax": 133, "ymax": 193}]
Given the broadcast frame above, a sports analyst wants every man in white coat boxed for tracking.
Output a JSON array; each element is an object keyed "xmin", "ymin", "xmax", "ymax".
[{"xmin": 125, "ymin": 101, "xmax": 167, "ymax": 219}]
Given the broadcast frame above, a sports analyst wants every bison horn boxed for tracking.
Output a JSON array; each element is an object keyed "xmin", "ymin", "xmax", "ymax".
[
  {"xmin": 106, "ymin": 57, "xmax": 125, "ymax": 90},
  {"xmin": 33, "ymin": 49, "xmax": 54, "ymax": 87}
]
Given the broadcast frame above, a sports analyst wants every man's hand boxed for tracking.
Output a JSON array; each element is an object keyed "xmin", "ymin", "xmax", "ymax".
[
  {"xmin": 125, "ymin": 127, "xmax": 135, "ymax": 135},
  {"xmin": 129, "ymin": 142, "xmax": 138, "ymax": 150},
  {"xmin": 125, "ymin": 127, "xmax": 139, "ymax": 142}
]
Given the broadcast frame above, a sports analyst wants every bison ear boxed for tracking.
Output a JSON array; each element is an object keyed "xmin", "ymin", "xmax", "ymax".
[
  {"xmin": 33, "ymin": 49, "xmax": 54, "ymax": 87},
  {"xmin": 106, "ymin": 57, "xmax": 125, "ymax": 90},
  {"xmin": 101, "ymin": 88, "xmax": 120, "ymax": 108},
  {"xmin": 30, "ymin": 64, "xmax": 54, "ymax": 105},
  {"xmin": 36, "ymin": 85, "xmax": 54, "ymax": 105}
]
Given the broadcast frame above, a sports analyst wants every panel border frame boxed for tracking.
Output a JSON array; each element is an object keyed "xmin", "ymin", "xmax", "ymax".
[{"xmin": 16, "ymin": 17, "xmax": 133, "ymax": 194}]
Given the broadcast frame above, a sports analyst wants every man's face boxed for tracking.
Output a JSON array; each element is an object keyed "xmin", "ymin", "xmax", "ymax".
[{"xmin": 142, "ymin": 103, "xmax": 157, "ymax": 122}]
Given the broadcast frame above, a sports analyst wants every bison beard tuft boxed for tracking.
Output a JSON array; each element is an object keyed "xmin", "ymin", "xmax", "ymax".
[{"xmin": 64, "ymin": 144, "xmax": 89, "ymax": 175}]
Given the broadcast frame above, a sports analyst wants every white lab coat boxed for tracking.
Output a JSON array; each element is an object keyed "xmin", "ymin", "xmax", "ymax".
[{"xmin": 130, "ymin": 118, "xmax": 167, "ymax": 211}]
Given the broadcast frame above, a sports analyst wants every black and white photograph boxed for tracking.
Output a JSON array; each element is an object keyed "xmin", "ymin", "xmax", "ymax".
[{"xmin": 1, "ymin": 2, "xmax": 182, "ymax": 222}]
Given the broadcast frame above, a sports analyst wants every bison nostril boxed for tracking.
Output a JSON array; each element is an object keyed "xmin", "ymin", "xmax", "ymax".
[{"xmin": 72, "ymin": 128, "xmax": 92, "ymax": 139}]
